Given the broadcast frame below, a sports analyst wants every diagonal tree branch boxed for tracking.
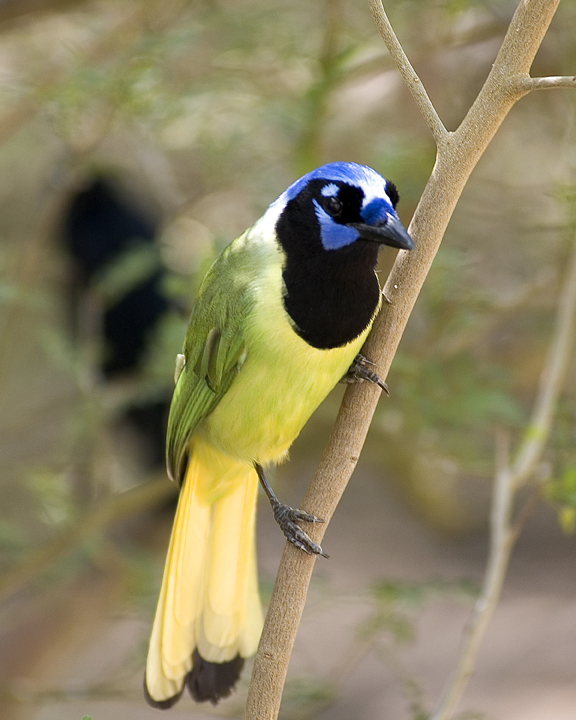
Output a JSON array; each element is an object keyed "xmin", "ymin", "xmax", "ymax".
[{"xmin": 244, "ymin": 2, "xmax": 572, "ymax": 718}]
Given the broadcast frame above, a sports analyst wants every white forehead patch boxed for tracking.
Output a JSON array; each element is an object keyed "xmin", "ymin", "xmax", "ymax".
[
  {"xmin": 360, "ymin": 173, "xmax": 389, "ymax": 210},
  {"xmin": 320, "ymin": 183, "xmax": 339, "ymax": 197}
]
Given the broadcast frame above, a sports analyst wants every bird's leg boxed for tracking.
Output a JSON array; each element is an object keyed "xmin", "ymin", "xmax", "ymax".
[
  {"xmin": 342, "ymin": 353, "xmax": 389, "ymax": 396},
  {"xmin": 254, "ymin": 463, "xmax": 329, "ymax": 558}
]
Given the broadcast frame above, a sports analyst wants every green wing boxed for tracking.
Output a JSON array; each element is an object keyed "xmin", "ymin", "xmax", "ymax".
[{"xmin": 166, "ymin": 232, "xmax": 260, "ymax": 485}]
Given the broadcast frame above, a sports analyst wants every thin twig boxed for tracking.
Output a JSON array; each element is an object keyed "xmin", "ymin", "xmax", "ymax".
[
  {"xmin": 368, "ymin": 0, "xmax": 448, "ymax": 145},
  {"xmin": 512, "ymin": 75, "xmax": 576, "ymax": 93},
  {"xmin": 429, "ymin": 433, "xmax": 515, "ymax": 720},
  {"xmin": 511, "ymin": 245, "xmax": 576, "ymax": 489}
]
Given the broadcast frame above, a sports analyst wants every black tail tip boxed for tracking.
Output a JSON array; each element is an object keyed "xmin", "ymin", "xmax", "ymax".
[
  {"xmin": 186, "ymin": 650, "xmax": 245, "ymax": 705},
  {"xmin": 143, "ymin": 652, "xmax": 245, "ymax": 709},
  {"xmin": 143, "ymin": 675, "xmax": 184, "ymax": 710}
]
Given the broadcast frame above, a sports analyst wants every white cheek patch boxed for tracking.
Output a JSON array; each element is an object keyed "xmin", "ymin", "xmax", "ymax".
[{"xmin": 320, "ymin": 183, "xmax": 339, "ymax": 197}]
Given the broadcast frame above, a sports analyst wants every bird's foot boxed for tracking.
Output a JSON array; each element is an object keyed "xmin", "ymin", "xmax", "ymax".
[
  {"xmin": 342, "ymin": 354, "xmax": 389, "ymax": 396},
  {"xmin": 255, "ymin": 463, "xmax": 329, "ymax": 558},
  {"xmin": 272, "ymin": 501, "xmax": 328, "ymax": 558}
]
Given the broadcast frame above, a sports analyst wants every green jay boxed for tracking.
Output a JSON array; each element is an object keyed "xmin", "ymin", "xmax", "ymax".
[{"xmin": 144, "ymin": 162, "xmax": 414, "ymax": 708}]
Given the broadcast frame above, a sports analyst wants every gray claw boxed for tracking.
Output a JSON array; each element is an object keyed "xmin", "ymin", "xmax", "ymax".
[
  {"xmin": 273, "ymin": 503, "xmax": 329, "ymax": 558},
  {"xmin": 287, "ymin": 508, "xmax": 325, "ymax": 524},
  {"xmin": 255, "ymin": 462, "xmax": 329, "ymax": 558},
  {"xmin": 343, "ymin": 354, "xmax": 389, "ymax": 396}
]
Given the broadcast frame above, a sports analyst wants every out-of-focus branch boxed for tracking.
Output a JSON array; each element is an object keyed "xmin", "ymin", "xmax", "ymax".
[
  {"xmin": 429, "ymin": 433, "xmax": 515, "ymax": 720},
  {"xmin": 511, "ymin": 245, "xmax": 576, "ymax": 489},
  {"xmin": 0, "ymin": 475, "xmax": 175, "ymax": 605},
  {"xmin": 430, "ymin": 238, "xmax": 576, "ymax": 720},
  {"xmin": 245, "ymin": 1, "xmax": 572, "ymax": 719}
]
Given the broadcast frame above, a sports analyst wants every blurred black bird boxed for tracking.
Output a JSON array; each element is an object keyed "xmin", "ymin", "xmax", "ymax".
[{"xmin": 61, "ymin": 175, "xmax": 170, "ymax": 470}]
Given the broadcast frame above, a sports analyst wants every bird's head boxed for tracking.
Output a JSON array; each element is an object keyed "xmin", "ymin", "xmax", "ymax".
[{"xmin": 271, "ymin": 162, "xmax": 414, "ymax": 254}]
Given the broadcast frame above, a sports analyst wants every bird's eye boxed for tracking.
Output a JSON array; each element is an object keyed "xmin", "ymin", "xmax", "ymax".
[{"xmin": 322, "ymin": 196, "xmax": 343, "ymax": 217}]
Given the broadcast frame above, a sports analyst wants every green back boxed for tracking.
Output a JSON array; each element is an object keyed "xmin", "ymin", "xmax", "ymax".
[{"xmin": 166, "ymin": 228, "xmax": 276, "ymax": 485}]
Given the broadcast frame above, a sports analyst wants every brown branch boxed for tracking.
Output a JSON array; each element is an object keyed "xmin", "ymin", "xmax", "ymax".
[{"xmin": 244, "ymin": 1, "xmax": 571, "ymax": 718}]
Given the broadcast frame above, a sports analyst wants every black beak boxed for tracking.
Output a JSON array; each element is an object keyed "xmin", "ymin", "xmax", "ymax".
[{"xmin": 349, "ymin": 216, "xmax": 415, "ymax": 251}]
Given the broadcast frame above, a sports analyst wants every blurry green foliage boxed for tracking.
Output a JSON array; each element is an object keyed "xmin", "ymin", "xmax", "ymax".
[
  {"xmin": 40, "ymin": 21, "xmax": 195, "ymax": 134},
  {"xmin": 0, "ymin": 246, "xmax": 47, "ymax": 312},
  {"xmin": 373, "ymin": 135, "xmax": 436, "ymax": 210},
  {"xmin": 279, "ymin": 676, "xmax": 336, "ymax": 720},
  {"xmin": 92, "ymin": 243, "xmax": 161, "ymax": 306},
  {"xmin": 27, "ymin": 466, "xmax": 77, "ymax": 526},
  {"xmin": 545, "ymin": 399, "xmax": 576, "ymax": 533},
  {"xmin": 383, "ymin": 245, "xmax": 525, "ymax": 483},
  {"xmin": 359, "ymin": 578, "xmax": 477, "ymax": 645},
  {"xmin": 546, "ymin": 468, "xmax": 576, "ymax": 534}
]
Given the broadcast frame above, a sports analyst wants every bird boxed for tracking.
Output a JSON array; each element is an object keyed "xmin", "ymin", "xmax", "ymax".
[{"xmin": 144, "ymin": 161, "xmax": 414, "ymax": 708}]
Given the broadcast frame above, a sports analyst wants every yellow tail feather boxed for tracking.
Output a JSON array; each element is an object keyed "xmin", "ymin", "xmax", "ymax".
[{"xmin": 145, "ymin": 436, "xmax": 263, "ymax": 704}]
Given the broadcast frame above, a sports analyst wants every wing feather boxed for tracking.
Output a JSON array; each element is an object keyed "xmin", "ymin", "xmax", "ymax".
[{"xmin": 165, "ymin": 232, "xmax": 261, "ymax": 485}]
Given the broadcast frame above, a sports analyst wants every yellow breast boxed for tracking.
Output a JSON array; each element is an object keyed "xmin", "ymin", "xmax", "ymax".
[{"xmin": 200, "ymin": 260, "xmax": 372, "ymax": 465}]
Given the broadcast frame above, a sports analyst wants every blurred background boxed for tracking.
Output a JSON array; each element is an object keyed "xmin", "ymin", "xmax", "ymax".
[{"xmin": 0, "ymin": 0, "xmax": 575, "ymax": 719}]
